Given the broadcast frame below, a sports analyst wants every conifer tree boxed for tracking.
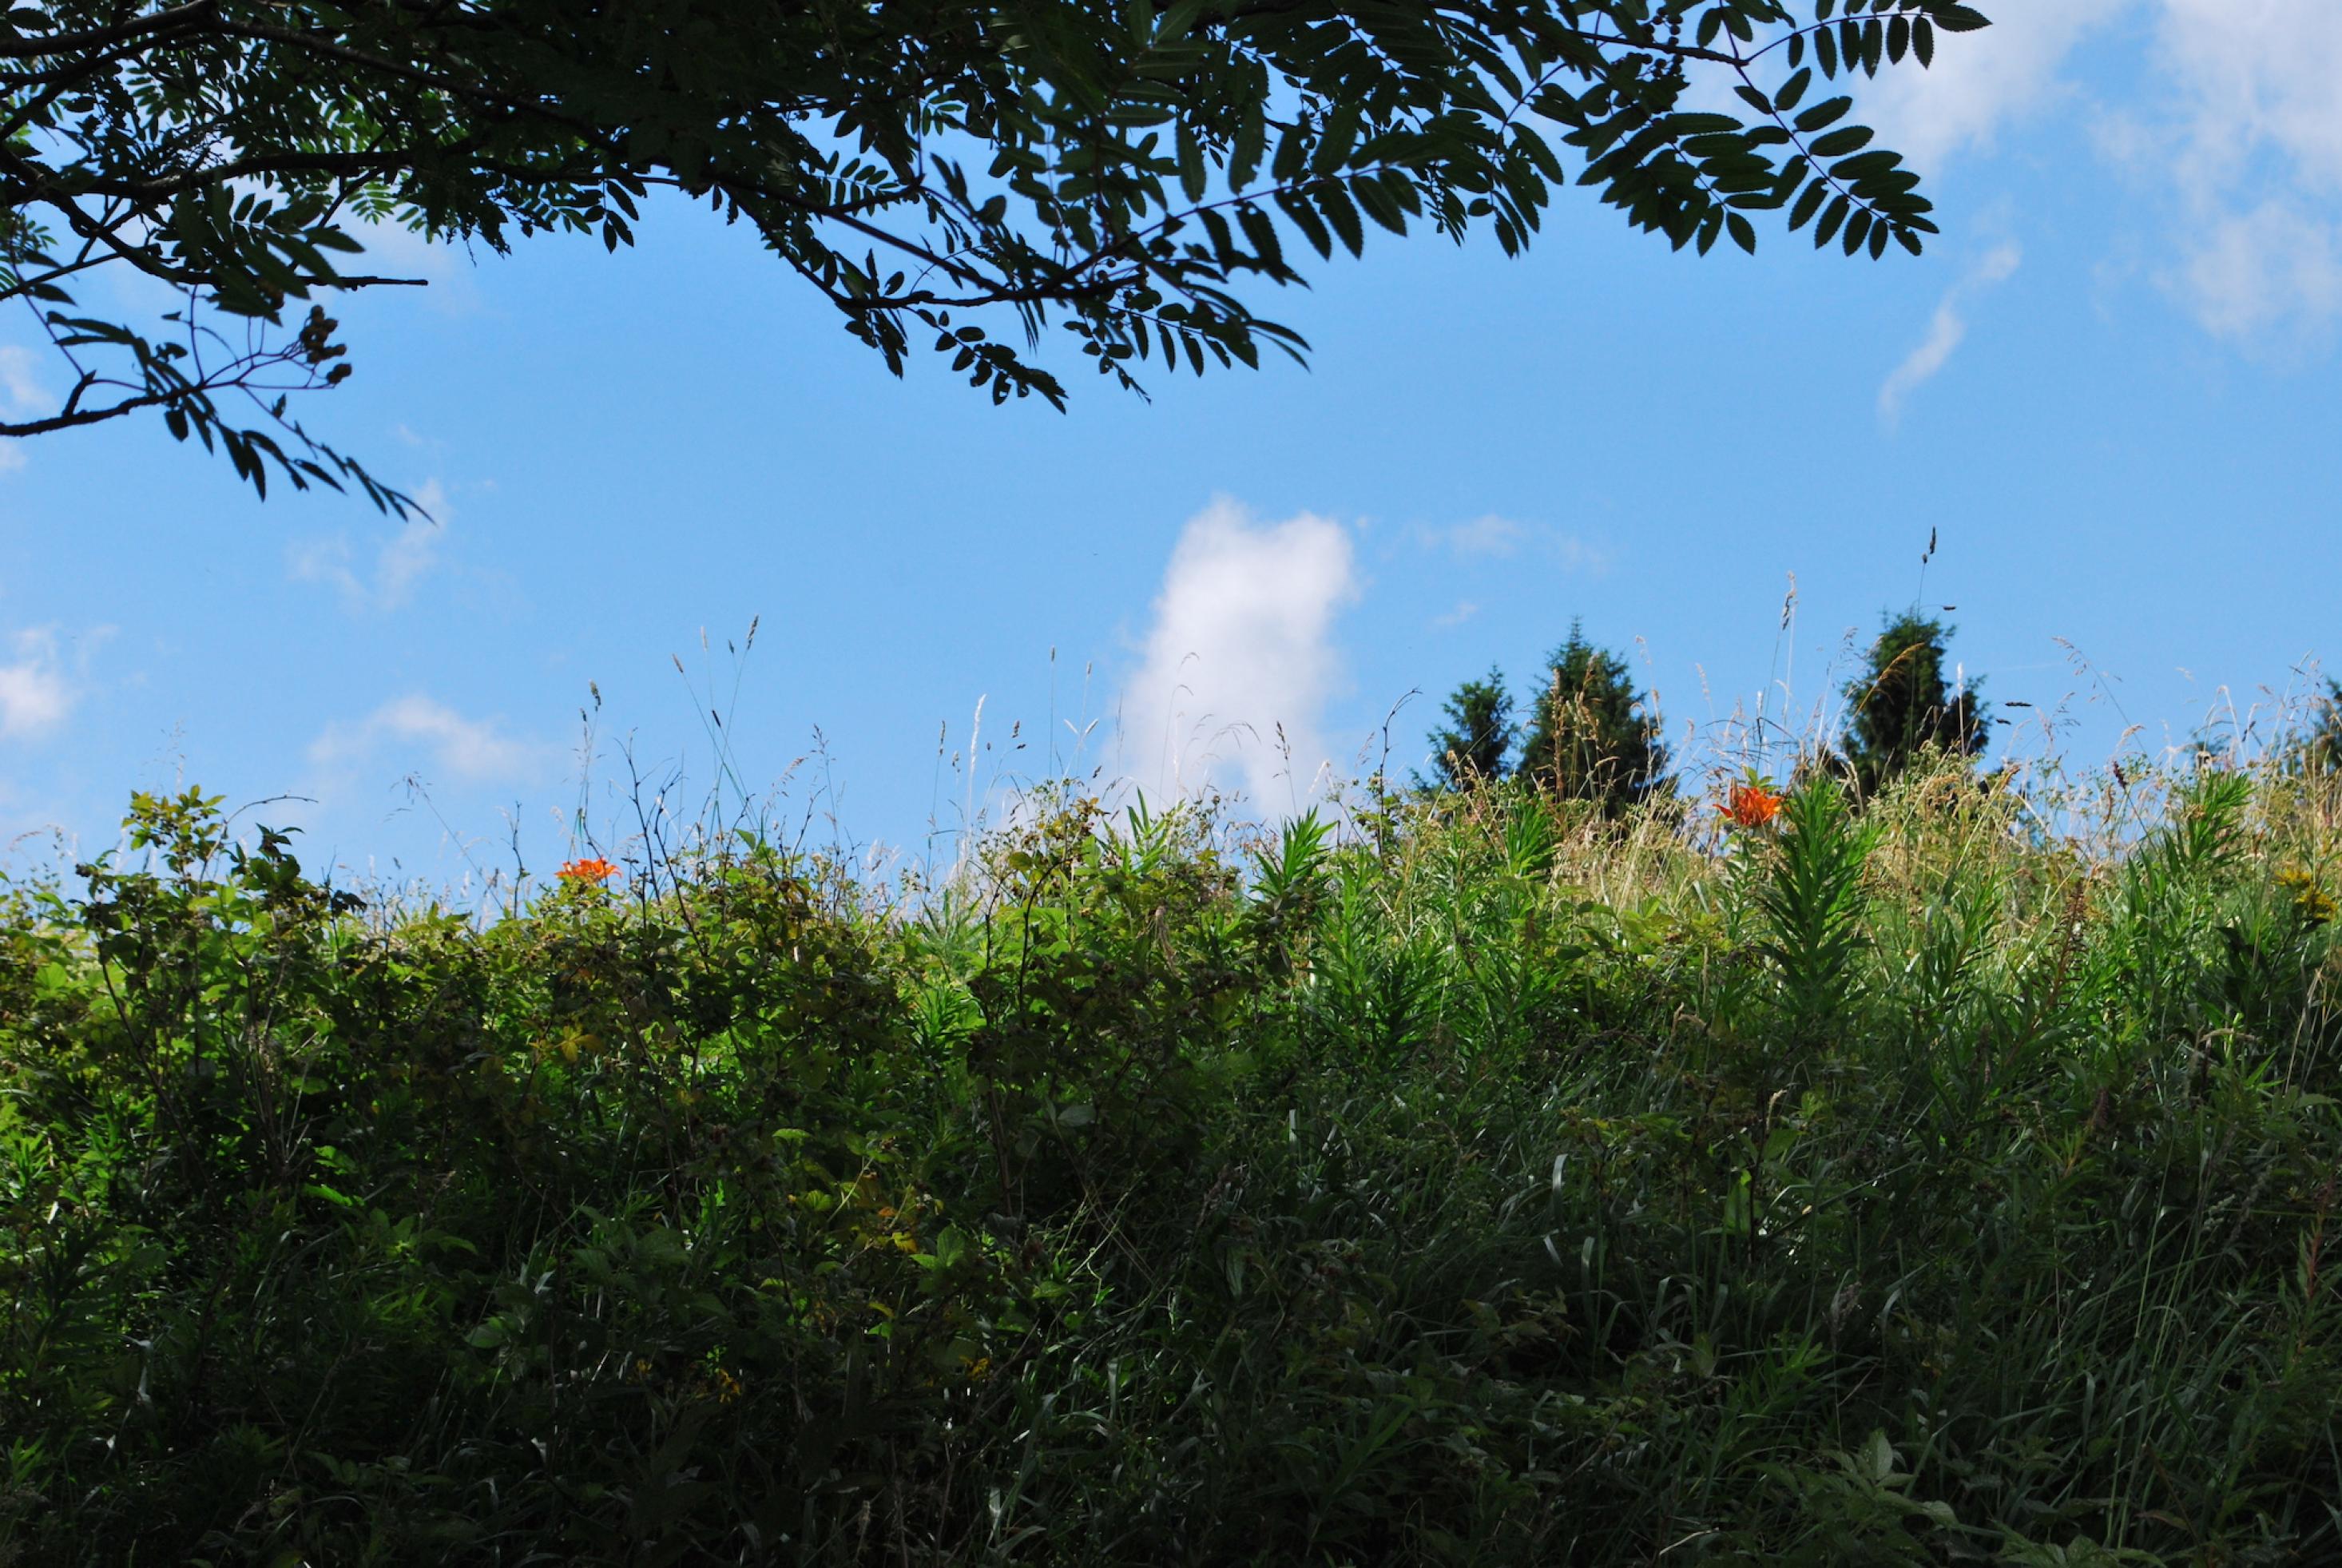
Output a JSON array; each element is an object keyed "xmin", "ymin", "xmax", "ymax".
[
  {"xmin": 2293, "ymin": 680, "xmax": 2342, "ymax": 774},
  {"xmin": 1423, "ymin": 668, "xmax": 1514, "ymax": 789},
  {"xmin": 1841, "ymin": 610, "xmax": 1989, "ymax": 797},
  {"xmin": 1519, "ymin": 623, "xmax": 1669, "ymax": 816}
]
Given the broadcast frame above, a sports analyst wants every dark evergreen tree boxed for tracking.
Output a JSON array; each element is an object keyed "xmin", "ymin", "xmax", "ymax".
[
  {"xmin": 1519, "ymin": 623, "xmax": 1669, "ymax": 816},
  {"xmin": 2293, "ymin": 680, "xmax": 2342, "ymax": 774},
  {"xmin": 1423, "ymin": 668, "xmax": 1514, "ymax": 789},
  {"xmin": 1841, "ymin": 611, "xmax": 1990, "ymax": 797}
]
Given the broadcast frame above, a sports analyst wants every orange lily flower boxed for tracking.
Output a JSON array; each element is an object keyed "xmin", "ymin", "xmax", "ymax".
[{"xmin": 1722, "ymin": 781, "xmax": 1782, "ymax": 830}]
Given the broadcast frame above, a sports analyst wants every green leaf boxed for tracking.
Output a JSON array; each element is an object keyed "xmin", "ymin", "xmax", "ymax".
[
  {"xmin": 1317, "ymin": 181, "xmax": 1366, "ymax": 256},
  {"xmin": 1795, "ymin": 96, "xmax": 1853, "ymax": 133},
  {"xmin": 1312, "ymin": 102, "xmax": 1362, "ymax": 176},
  {"xmin": 1237, "ymin": 202, "xmax": 1284, "ymax": 271},
  {"xmin": 1662, "ymin": 113, "xmax": 1743, "ymax": 137},
  {"xmin": 1814, "ymin": 193, "xmax": 1851, "ymax": 247},
  {"xmin": 1230, "ymin": 111, "xmax": 1266, "ymax": 190},
  {"xmin": 1271, "ymin": 121, "xmax": 1308, "ymax": 183},
  {"xmin": 1275, "ymin": 188, "xmax": 1334, "ymax": 259},
  {"xmin": 1788, "ymin": 178, "xmax": 1828, "ymax": 231},
  {"xmin": 1352, "ymin": 173, "xmax": 1408, "ymax": 235},
  {"xmin": 1176, "ymin": 123, "xmax": 1207, "ymax": 204},
  {"xmin": 1831, "ymin": 149, "xmax": 1900, "ymax": 181}
]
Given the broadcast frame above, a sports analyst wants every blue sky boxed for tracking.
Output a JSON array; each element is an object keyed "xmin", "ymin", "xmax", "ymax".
[{"xmin": 3, "ymin": 2, "xmax": 2339, "ymax": 891}]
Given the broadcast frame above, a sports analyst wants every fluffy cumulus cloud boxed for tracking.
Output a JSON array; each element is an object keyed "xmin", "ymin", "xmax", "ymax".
[
  {"xmin": 2176, "ymin": 200, "xmax": 2342, "ymax": 339},
  {"xmin": 1118, "ymin": 499, "xmax": 1358, "ymax": 811},
  {"xmin": 309, "ymin": 694, "xmax": 546, "ymax": 785},
  {"xmin": 1879, "ymin": 241, "xmax": 2023, "ymax": 425},
  {"xmin": 0, "ymin": 629, "xmax": 71, "ymax": 738},
  {"xmin": 1870, "ymin": 0, "xmax": 2342, "ymax": 343},
  {"xmin": 1865, "ymin": 0, "xmax": 2131, "ymax": 169},
  {"xmin": 289, "ymin": 481, "xmax": 449, "ymax": 610},
  {"xmin": 2142, "ymin": 0, "xmax": 2342, "ymax": 339}
]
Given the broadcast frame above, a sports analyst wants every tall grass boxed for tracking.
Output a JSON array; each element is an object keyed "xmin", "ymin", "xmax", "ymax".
[{"xmin": 2, "ymin": 749, "xmax": 2339, "ymax": 1563}]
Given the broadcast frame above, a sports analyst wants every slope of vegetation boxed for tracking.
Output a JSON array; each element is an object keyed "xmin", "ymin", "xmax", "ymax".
[{"xmin": 4, "ymin": 757, "xmax": 2340, "ymax": 1564}]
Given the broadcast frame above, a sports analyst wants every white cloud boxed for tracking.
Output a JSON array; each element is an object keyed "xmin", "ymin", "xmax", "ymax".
[
  {"xmin": 355, "ymin": 221, "xmax": 482, "ymax": 312},
  {"xmin": 1, "ymin": 346, "xmax": 46, "ymax": 470},
  {"xmin": 2153, "ymin": 0, "xmax": 2342, "ymax": 190},
  {"xmin": 1433, "ymin": 600, "xmax": 1480, "ymax": 629},
  {"xmin": 1879, "ymin": 241, "xmax": 2023, "ymax": 425},
  {"xmin": 1415, "ymin": 514, "xmax": 1609, "ymax": 572},
  {"xmin": 1119, "ymin": 499, "xmax": 1359, "ymax": 809},
  {"xmin": 349, "ymin": 223, "xmax": 490, "ymax": 322},
  {"xmin": 2138, "ymin": 0, "xmax": 2342, "ymax": 339},
  {"xmin": 0, "ymin": 629, "xmax": 72, "ymax": 738},
  {"xmin": 1426, "ymin": 514, "xmax": 1529, "ymax": 558},
  {"xmin": 2177, "ymin": 200, "xmax": 2342, "ymax": 338},
  {"xmin": 1866, "ymin": 1, "xmax": 2130, "ymax": 170},
  {"xmin": 309, "ymin": 694, "xmax": 546, "ymax": 784},
  {"xmin": 0, "ymin": 345, "xmax": 46, "ymax": 416},
  {"xmin": 1868, "ymin": 0, "xmax": 2342, "ymax": 343},
  {"xmin": 290, "ymin": 480, "xmax": 449, "ymax": 609}
]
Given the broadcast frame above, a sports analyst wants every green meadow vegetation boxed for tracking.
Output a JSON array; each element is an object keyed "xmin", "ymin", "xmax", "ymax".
[{"xmin": 6, "ymin": 715, "xmax": 2342, "ymax": 1562}]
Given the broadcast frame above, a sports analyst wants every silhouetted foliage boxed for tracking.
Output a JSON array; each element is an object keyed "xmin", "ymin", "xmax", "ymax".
[
  {"xmin": 0, "ymin": 0, "xmax": 1992, "ymax": 502},
  {"xmin": 1423, "ymin": 666, "xmax": 1514, "ymax": 788},
  {"xmin": 1840, "ymin": 610, "xmax": 1988, "ymax": 798},
  {"xmin": 1519, "ymin": 622, "xmax": 1669, "ymax": 816}
]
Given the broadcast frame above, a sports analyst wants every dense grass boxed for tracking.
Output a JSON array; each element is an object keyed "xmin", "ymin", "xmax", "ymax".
[{"xmin": 4, "ymin": 756, "xmax": 2340, "ymax": 1564}]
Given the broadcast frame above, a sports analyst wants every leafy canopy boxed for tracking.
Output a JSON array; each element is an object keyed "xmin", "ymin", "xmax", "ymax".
[{"xmin": 1, "ymin": 0, "xmax": 1989, "ymax": 506}]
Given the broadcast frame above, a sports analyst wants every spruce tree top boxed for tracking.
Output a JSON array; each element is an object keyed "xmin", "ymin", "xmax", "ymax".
[
  {"xmin": 1840, "ymin": 610, "xmax": 1988, "ymax": 797},
  {"xmin": 1521, "ymin": 622, "xmax": 1669, "ymax": 816}
]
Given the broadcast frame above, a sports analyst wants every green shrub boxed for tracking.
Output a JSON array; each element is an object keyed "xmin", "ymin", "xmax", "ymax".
[{"xmin": 3, "ymin": 763, "xmax": 2339, "ymax": 1563}]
